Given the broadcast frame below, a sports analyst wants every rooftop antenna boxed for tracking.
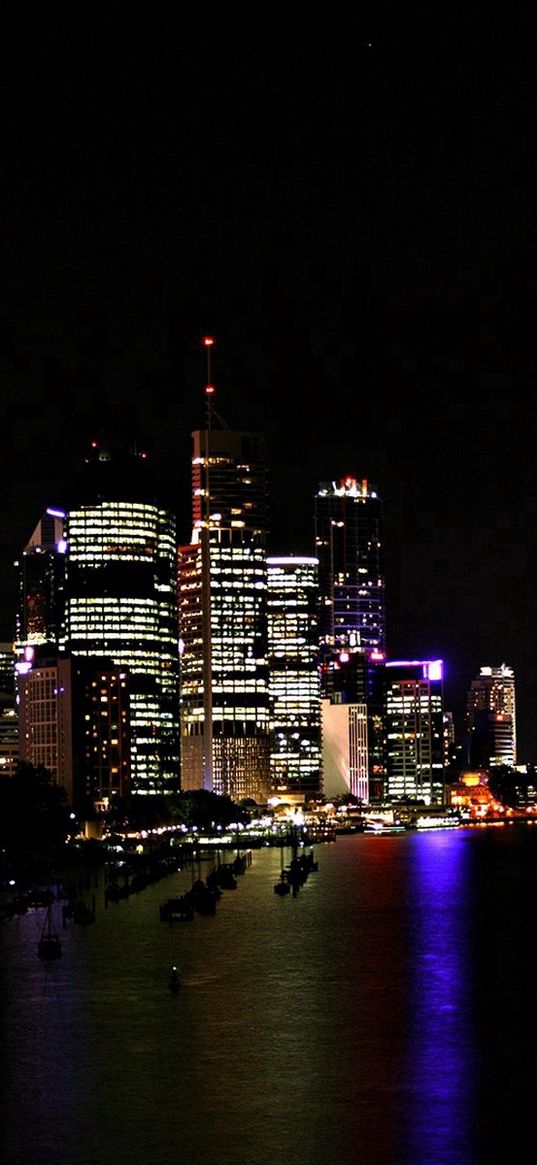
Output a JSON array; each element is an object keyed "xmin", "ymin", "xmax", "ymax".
[
  {"xmin": 202, "ymin": 335, "xmax": 229, "ymax": 429},
  {"xmin": 203, "ymin": 336, "xmax": 216, "ymax": 429},
  {"xmin": 200, "ymin": 336, "xmax": 215, "ymax": 794}
]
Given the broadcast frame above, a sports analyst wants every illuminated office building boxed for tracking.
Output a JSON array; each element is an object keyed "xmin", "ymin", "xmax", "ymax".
[
  {"xmin": 179, "ymin": 424, "xmax": 270, "ymax": 803},
  {"xmin": 321, "ymin": 698, "xmax": 369, "ymax": 803},
  {"xmin": 17, "ymin": 445, "xmax": 179, "ymax": 800},
  {"xmin": 17, "ymin": 651, "xmax": 130, "ymax": 812},
  {"xmin": 321, "ymin": 648, "xmax": 386, "ymax": 803},
  {"xmin": 384, "ymin": 659, "xmax": 445, "ymax": 804},
  {"xmin": 314, "ymin": 477, "xmax": 386, "ymax": 802},
  {"xmin": 267, "ymin": 556, "xmax": 321, "ymax": 797},
  {"xmin": 314, "ymin": 476, "xmax": 386, "ymax": 661},
  {"xmin": 15, "ymin": 509, "xmax": 66, "ymax": 649},
  {"xmin": 0, "ymin": 642, "xmax": 18, "ymax": 779},
  {"xmin": 466, "ymin": 664, "xmax": 516, "ymax": 770},
  {"xmin": 61, "ymin": 444, "xmax": 179, "ymax": 797}
]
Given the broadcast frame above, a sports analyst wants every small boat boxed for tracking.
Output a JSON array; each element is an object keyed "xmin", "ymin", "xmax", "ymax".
[
  {"xmin": 274, "ymin": 874, "xmax": 291, "ymax": 896},
  {"xmin": 274, "ymin": 845, "xmax": 291, "ymax": 895},
  {"xmin": 62, "ymin": 896, "xmax": 96, "ymax": 924},
  {"xmin": 72, "ymin": 899, "xmax": 96, "ymax": 925},
  {"xmin": 38, "ymin": 904, "xmax": 62, "ymax": 960},
  {"xmin": 169, "ymin": 965, "xmax": 181, "ymax": 993},
  {"xmin": 160, "ymin": 895, "xmax": 195, "ymax": 922}
]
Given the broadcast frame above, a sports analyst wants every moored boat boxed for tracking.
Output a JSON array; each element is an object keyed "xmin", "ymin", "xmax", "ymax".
[{"xmin": 38, "ymin": 904, "xmax": 62, "ymax": 960}]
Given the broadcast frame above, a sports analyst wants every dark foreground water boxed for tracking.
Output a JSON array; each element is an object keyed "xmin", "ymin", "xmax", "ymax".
[{"xmin": 2, "ymin": 823, "xmax": 537, "ymax": 1165}]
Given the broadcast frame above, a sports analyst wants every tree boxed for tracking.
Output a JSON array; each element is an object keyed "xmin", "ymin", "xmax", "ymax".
[
  {"xmin": 0, "ymin": 762, "xmax": 71, "ymax": 880},
  {"xmin": 167, "ymin": 790, "xmax": 250, "ymax": 829}
]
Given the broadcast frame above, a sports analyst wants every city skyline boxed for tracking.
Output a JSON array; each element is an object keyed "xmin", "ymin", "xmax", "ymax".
[{"xmin": 2, "ymin": 10, "xmax": 537, "ymax": 757}]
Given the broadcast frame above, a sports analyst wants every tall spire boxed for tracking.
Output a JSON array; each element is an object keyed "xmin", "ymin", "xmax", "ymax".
[
  {"xmin": 203, "ymin": 336, "xmax": 216, "ymax": 429},
  {"xmin": 201, "ymin": 335, "xmax": 229, "ymax": 429}
]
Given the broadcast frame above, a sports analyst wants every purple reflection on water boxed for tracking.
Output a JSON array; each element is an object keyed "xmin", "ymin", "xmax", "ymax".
[{"xmin": 402, "ymin": 832, "xmax": 478, "ymax": 1163}]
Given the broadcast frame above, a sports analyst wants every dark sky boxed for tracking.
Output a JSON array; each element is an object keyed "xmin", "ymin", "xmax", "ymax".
[{"xmin": 3, "ymin": 6, "xmax": 537, "ymax": 757}]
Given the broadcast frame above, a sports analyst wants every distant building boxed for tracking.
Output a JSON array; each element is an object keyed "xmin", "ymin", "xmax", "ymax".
[
  {"xmin": 16, "ymin": 444, "xmax": 179, "ymax": 800},
  {"xmin": 267, "ymin": 556, "xmax": 321, "ymax": 798},
  {"xmin": 178, "ymin": 425, "xmax": 270, "ymax": 803},
  {"xmin": 321, "ymin": 648, "xmax": 386, "ymax": 803},
  {"xmin": 18, "ymin": 652, "xmax": 129, "ymax": 815},
  {"xmin": 0, "ymin": 642, "xmax": 18, "ymax": 779},
  {"xmin": 15, "ymin": 509, "xmax": 66, "ymax": 649},
  {"xmin": 466, "ymin": 664, "xmax": 516, "ymax": 769},
  {"xmin": 314, "ymin": 477, "xmax": 386, "ymax": 803},
  {"xmin": 384, "ymin": 659, "xmax": 445, "ymax": 804},
  {"xmin": 447, "ymin": 770, "xmax": 503, "ymax": 819},
  {"xmin": 321, "ymin": 697, "xmax": 369, "ymax": 803},
  {"xmin": 17, "ymin": 651, "xmax": 130, "ymax": 813},
  {"xmin": 314, "ymin": 476, "xmax": 386, "ymax": 662}
]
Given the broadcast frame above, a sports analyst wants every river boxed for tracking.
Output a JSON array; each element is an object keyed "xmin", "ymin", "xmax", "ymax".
[{"xmin": 1, "ymin": 823, "xmax": 536, "ymax": 1165}]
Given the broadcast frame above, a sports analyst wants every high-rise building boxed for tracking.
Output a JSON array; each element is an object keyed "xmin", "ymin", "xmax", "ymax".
[
  {"xmin": 267, "ymin": 556, "xmax": 321, "ymax": 797},
  {"xmin": 466, "ymin": 664, "xmax": 516, "ymax": 770},
  {"xmin": 0, "ymin": 642, "xmax": 18, "ymax": 779},
  {"xmin": 17, "ymin": 650, "xmax": 130, "ymax": 812},
  {"xmin": 321, "ymin": 648, "xmax": 386, "ymax": 803},
  {"xmin": 15, "ymin": 509, "xmax": 66, "ymax": 649},
  {"xmin": 314, "ymin": 476, "xmax": 386, "ymax": 661},
  {"xmin": 314, "ymin": 476, "xmax": 386, "ymax": 803},
  {"xmin": 384, "ymin": 659, "xmax": 445, "ymax": 804},
  {"xmin": 16, "ymin": 444, "xmax": 179, "ymax": 801},
  {"xmin": 178, "ymin": 420, "xmax": 270, "ymax": 803}
]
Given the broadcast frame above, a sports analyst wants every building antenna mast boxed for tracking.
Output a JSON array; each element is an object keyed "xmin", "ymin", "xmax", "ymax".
[
  {"xmin": 203, "ymin": 336, "xmax": 216, "ymax": 430},
  {"xmin": 202, "ymin": 335, "xmax": 230, "ymax": 429}
]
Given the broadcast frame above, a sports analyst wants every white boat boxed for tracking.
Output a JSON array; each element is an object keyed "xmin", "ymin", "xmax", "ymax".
[{"xmin": 363, "ymin": 819, "xmax": 407, "ymax": 835}]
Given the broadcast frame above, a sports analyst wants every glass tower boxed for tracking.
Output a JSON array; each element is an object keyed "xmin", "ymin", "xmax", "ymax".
[
  {"xmin": 315, "ymin": 476, "xmax": 386, "ymax": 802},
  {"xmin": 58, "ymin": 444, "xmax": 179, "ymax": 798},
  {"xmin": 267, "ymin": 556, "xmax": 321, "ymax": 797},
  {"xmin": 466, "ymin": 664, "xmax": 516, "ymax": 770},
  {"xmin": 15, "ymin": 509, "xmax": 66, "ymax": 651},
  {"xmin": 384, "ymin": 659, "xmax": 445, "ymax": 804},
  {"xmin": 314, "ymin": 476, "xmax": 386, "ymax": 660},
  {"xmin": 179, "ymin": 426, "xmax": 270, "ymax": 803}
]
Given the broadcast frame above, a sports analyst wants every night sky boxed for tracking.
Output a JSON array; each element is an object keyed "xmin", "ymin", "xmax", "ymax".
[{"xmin": 3, "ymin": 7, "xmax": 537, "ymax": 757}]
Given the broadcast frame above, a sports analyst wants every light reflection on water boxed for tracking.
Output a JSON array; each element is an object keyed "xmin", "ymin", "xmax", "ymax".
[
  {"xmin": 402, "ymin": 831, "xmax": 478, "ymax": 1164},
  {"xmin": 1, "ymin": 827, "xmax": 536, "ymax": 1165}
]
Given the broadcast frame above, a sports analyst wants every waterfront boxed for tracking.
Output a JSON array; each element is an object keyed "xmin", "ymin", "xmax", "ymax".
[{"xmin": 1, "ymin": 824, "xmax": 537, "ymax": 1165}]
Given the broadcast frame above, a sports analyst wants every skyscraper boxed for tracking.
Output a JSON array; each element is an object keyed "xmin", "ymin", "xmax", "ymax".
[
  {"xmin": 466, "ymin": 664, "xmax": 516, "ymax": 770},
  {"xmin": 384, "ymin": 659, "xmax": 445, "ymax": 804},
  {"xmin": 18, "ymin": 651, "xmax": 130, "ymax": 812},
  {"xmin": 321, "ymin": 649, "xmax": 385, "ymax": 803},
  {"xmin": 0, "ymin": 641, "xmax": 18, "ymax": 779},
  {"xmin": 17, "ymin": 444, "xmax": 179, "ymax": 802},
  {"xmin": 16, "ymin": 509, "xmax": 66, "ymax": 649},
  {"xmin": 314, "ymin": 476, "xmax": 386, "ymax": 660},
  {"xmin": 315, "ymin": 476, "xmax": 387, "ymax": 801},
  {"xmin": 267, "ymin": 556, "xmax": 321, "ymax": 797},
  {"xmin": 179, "ymin": 417, "xmax": 270, "ymax": 803}
]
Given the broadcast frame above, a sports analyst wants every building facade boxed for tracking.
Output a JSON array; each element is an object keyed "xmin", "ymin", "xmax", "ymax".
[
  {"xmin": 17, "ymin": 651, "xmax": 130, "ymax": 812},
  {"xmin": 384, "ymin": 659, "xmax": 445, "ymax": 804},
  {"xmin": 178, "ymin": 427, "xmax": 270, "ymax": 803},
  {"xmin": 466, "ymin": 664, "xmax": 517, "ymax": 770},
  {"xmin": 314, "ymin": 476, "xmax": 386, "ymax": 662},
  {"xmin": 15, "ymin": 509, "xmax": 66, "ymax": 649},
  {"xmin": 16, "ymin": 444, "xmax": 179, "ymax": 802},
  {"xmin": 0, "ymin": 642, "xmax": 18, "ymax": 779},
  {"xmin": 267, "ymin": 556, "xmax": 321, "ymax": 797},
  {"xmin": 321, "ymin": 648, "xmax": 386, "ymax": 803}
]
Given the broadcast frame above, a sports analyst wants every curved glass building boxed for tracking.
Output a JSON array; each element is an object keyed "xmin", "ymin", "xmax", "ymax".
[{"xmin": 60, "ymin": 444, "xmax": 179, "ymax": 797}]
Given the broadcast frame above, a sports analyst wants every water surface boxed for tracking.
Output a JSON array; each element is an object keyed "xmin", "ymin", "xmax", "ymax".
[{"xmin": 2, "ymin": 825, "xmax": 536, "ymax": 1164}]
